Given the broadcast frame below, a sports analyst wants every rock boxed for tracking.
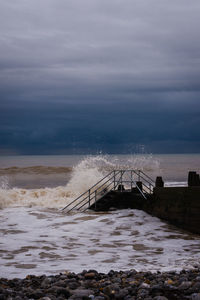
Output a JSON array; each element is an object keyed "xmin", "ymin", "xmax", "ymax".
[
  {"xmin": 108, "ymin": 270, "xmax": 115, "ymax": 277},
  {"xmin": 127, "ymin": 269, "xmax": 137, "ymax": 277},
  {"xmin": 113, "ymin": 277, "xmax": 121, "ymax": 284},
  {"xmin": 153, "ymin": 297, "xmax": 168, "ymax": 300},
  {"xmin": 85, "ymin": 272, "xmax": 96, "ymax": 279},
  {"xmin": 41, "ymin": 277, "xmax": 51, "ymax": 288},
  {"xmin": 71, "ymin": 288, "xmax": 94, "ymax": 297},
  {"xmin": 165, "ymin": 279, "xmax": 174, "ymax": 285},
  {"xmin": 140, "ymin": 282, "xmax": 150, "ymax": 289},
  {"xmin": 191, "ymin": 294, "xmax": 200, "ymax": 300},
  {"xmin": 52, "ymin": 279, "xmax": 66, "ymax": 287},
  {"xmin": 137, "ymin": 288, "xmax": 150, "ymax": 298},
  {"xmin": 151, "ymin": 284, "xmax": 163, "ymax": 291},
  {"xmin": 109, "ymin": 283, "xmax": 120, "ymax": 292},
  {"xmin": 56, "ymin": 287, "xmax": 71, "ymax": 297},
  {"xmin": 115, "ymin": 288, "xmax": 129, "ymax": 298},
  {"xmin": 59, "ymin": 274, "xmax": 68, "ymax": 280},
  {"xmin": 68, "ymin": 281, "xmax": 80, "ymax": 289},
  {"xmin": 179, "ymin": 281, "xmax": 192, "ymax": 289},
  {"xmin": 44, "ymin": 295, "xmax": 56, "ymax": 300},
  {"xmin": 99, "ymin": 280, "xmax": 111, "ymax": 288},
  {"xmin": 192, "ymin": 282, "xmax": 200, "ymax": 292},
  {"xmin": 102, "ymin": 286, "xmax": 114, "ymax": 296},
  {"xmin": 28, "ymin": 288, "xmax": 44, "ymax": 298}
]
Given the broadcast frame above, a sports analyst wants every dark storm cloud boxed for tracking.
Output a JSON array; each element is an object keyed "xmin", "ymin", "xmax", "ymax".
[{"xmin": 0, "ymin": 0, "xmax": 200, "ymax": 154}]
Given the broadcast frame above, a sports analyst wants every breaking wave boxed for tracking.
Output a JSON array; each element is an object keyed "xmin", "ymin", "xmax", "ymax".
[
  {"xmin": 0, "ymin": 154, "xmax": 160, "ymax": 209},
  {"xmin": 0, "ymin": 176, "xmax": 9, "ymax": 190},
  {"xmin": 0, "ymin": 166, "xmax": 72, "ymax": 175}
]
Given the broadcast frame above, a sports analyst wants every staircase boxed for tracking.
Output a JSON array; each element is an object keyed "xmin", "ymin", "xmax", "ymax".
[{"xmin": 62, "ymin": 170, "xmax": 154, "ymax": 213}]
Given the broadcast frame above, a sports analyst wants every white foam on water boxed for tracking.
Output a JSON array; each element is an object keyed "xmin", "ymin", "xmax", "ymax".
[
  {"xmin": 0, "ymin": 155, "xmax": 160, "ymax": 209},
  {"xmin": 0, "ymin": 186, "xmax": 72, "ymax": 209},
  {"xmin": 165, "ymin": 181, "xmax": 187, "ymax": 187},
  {"xmin": 0, "ymin": 208, "xmax": 199, "ymax": 279}
]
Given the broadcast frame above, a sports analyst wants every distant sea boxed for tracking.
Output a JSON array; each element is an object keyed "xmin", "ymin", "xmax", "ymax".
[
  {"xmin": 0, "ymin": 154, "xmax": 200, "ymax": 278},
  {"xmin": 1, "ymin": 153, "xmax": 200, "ymax": 188}
]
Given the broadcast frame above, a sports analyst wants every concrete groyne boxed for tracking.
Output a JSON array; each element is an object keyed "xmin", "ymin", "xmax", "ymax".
[
  {"xmin": 90, "ymin": 171, "xmax": 200, "ymax": 234},
  {"xmin": 146, "ymin": 186, "xmax": 200, "ymax": 234}
]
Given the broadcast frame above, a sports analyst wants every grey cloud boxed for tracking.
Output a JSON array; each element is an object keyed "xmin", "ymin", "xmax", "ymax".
[{"xmin": 0, "ymin": 0, "xmax": 200, "ymax": 153}]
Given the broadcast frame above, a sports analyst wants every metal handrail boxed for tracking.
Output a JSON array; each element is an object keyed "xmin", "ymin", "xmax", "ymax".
[
  {"xmin": 68, "ymin": 178, "xmax": 116, "ymax": 213},
  {"xmin": 77, "ymin": 171, "xmax": 122, "ymax": 211},
  {"xmin": 131, "ymin": 170, "xmax": 154, "ymax": 193},
  {"xmin": 139, "ymin": 170, "xmax": 155, "ymax": 183},
  {"xmin": 62, "ymin": 170, "xmax": 119, "ymax": 211},
  {"xmin": 62, "ymin": 169, "xmax": 155, "ymax": 212}
]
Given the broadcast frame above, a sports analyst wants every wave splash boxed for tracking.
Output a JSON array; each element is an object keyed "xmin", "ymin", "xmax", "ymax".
[
  {"xmin": 0, "ymin": 166, "xmax": 72, "ymax": 175},
  {"xmin": 0, "ymin": 155, "xmax": 159, "ymax": 209},
  {"xmin": 0, "ymin": 176, "xmax": 9, "ymax": 190}
]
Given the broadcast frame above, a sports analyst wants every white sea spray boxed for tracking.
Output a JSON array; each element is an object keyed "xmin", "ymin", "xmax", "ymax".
[
  {"xmin": 0, "ymin": 175, "xmax": 9, "ymax": 189},
  {"xmin": 0, "ymin": 155, "xmax": 160, "ymax": 208}
]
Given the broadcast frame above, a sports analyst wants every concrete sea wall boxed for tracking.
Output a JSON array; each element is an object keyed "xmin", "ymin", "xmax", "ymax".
[{"xmin": 146, "ymin": 187, "xmax": 200, "ymax": 234}]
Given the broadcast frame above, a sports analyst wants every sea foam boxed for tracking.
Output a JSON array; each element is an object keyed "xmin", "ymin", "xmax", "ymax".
[{"xmin": 0, "ymin": 155, "xmax": 160, "ymax": 209}]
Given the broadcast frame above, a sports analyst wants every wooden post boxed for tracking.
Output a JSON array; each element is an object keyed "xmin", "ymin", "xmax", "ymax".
[
  {"xmin": 155, "ymin": 176, "xmax": 164, "ymax": 187},
  {"xmin": 188, "ymin": 171, "xmax": 200, "ymax": 186}
]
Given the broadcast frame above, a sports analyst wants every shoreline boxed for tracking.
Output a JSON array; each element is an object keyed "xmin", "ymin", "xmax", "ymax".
[{"xmin": 1, "ymin": 267, "xmax": 200, "ymax": 299}]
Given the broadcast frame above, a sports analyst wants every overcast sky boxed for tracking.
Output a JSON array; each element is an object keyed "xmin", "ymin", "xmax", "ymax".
[{"xmin": 0, "ymin": 0, "xmax": 200, "ymax": 154}]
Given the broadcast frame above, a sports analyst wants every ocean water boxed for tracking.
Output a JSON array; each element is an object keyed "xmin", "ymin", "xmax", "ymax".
[{"xmin": 0, "ymin": 154, "xmax": 200, "ymax": 278}]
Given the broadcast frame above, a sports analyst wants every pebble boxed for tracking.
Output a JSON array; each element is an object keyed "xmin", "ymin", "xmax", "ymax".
[
  {"xmin": 193, "ymin": 282, "xmax": 200, "ymax": 292},
  {"xmin": 85, "ymin": 272, "xmax": 96, "ymax": 279},
  {"xmin": 0, "ymin": 268, "xmax": 200, "ymax": 299},
  {"xmin": 179, "ymin": 281, "xmax": 192, "ymax": 289},
  {"xmin": 191, "ymin": 293, "xmax": 200, "ymax": 300}
]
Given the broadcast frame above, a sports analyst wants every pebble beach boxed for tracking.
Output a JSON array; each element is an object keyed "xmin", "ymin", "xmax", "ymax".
[{"xmin": 1, "ymin": 268, "xmax": 200, "ymax": 299}]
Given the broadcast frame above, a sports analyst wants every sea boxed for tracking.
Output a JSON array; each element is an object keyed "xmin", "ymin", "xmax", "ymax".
[{"xmin": 0, "ymin": 154, "xmax": 200, "ymax": 279}]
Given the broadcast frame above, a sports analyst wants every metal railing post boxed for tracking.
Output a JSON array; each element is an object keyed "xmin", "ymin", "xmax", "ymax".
[
  {"xmin": 89, "ymin": 189, "xmax": 91, "ymax": 206},
  {"xmin": 131, "ymin": 170, "xmax": 133, "ymax": 190},
  {"xmin": 95, "ymin": 190, "xmax": 97, "ymax": 210},
  {"xmin": 121, "ymin": 170, "xmax": 123, "ymax": 191}
]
